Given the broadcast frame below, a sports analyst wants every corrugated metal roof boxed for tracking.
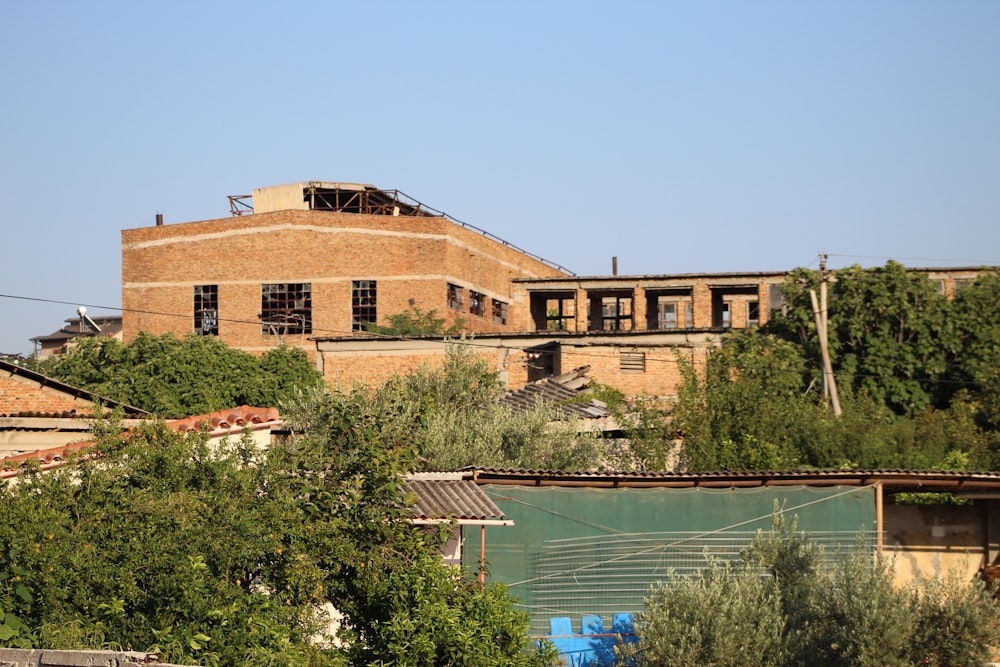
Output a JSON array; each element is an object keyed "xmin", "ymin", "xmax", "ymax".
[
  {"xmin": 464, "ymin": 467, "xmax": 1000, "ymax": 492},
  {"xmin": 403, "ymin": 478, "xmax": 510, "ymax": 524},
  {"xmin": 499, "ymin": 366, "xmax": 612, "ymax": 420}
]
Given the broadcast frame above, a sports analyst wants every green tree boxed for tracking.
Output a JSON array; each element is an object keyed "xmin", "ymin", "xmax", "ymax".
[
  {"xmin": 37, "ymin": 333, "xmax": 324, "ymax": 416},
  {"xmin": 363, "ymin": 307, "xmax": 464, "ymax": 336},
  {"xmin": 0, "ymin": 403, "xmax": 549, "ymax": 666}
]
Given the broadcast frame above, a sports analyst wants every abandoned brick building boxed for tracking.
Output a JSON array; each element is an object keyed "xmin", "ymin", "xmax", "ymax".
[
  {"xmin": 120, "ymin": 181, "xmax": 990, "ymax": 398},
  {"xmin": 121, "ymin": 182, "xmax": 569, "ymax": 356}
]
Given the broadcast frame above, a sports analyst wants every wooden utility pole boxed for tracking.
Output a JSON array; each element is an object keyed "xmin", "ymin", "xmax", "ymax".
[{"xmin": 811, "ymin": 254, "xmax": 842, "ymax": 416}]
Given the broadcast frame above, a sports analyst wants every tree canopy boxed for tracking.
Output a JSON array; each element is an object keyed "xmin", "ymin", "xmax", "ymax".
[
  {"xmin": 0, "ymin": 407, "xmax": 552, "ymax": 666},
  {"xmin": 671, "ymin": 264, "xmax": 1000, "ymax": 471},
  {"xmin": 35, "ymin": 333, "xmax": 324, "ymax": 417}
]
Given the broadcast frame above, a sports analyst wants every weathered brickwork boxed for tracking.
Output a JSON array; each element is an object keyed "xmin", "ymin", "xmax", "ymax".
[
  {"xmin": 0, "ymin": 371, "xmax": 96, "ymax": 416},
  {"xmin": 317, "ymin": 333, "xmax": 718, "ymax": 399},
  {"xmin": 122, "ymin": 208, "xmax": 566, "ymax": 357}
]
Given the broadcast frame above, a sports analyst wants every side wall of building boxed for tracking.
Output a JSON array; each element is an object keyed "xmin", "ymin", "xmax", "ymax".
[{"xmin": 122, "ymin": 210, "xmax": 566, "ymax": 356}]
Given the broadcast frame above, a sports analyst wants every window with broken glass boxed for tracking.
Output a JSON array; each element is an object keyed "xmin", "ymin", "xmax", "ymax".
[
  {"xmin": 492, "ymin": 299, "xmax": 508, "ymax": 325},
  {"xmin": 469, "ymin": 291, "xmax": 486, "ymax": 317},
  {"xmin": 352, "ymin": 280, "xmax": 377, "ymax": 331},
  {"xmin": 194, "ymin": 285, "xmax": 218, "ymax": 336},
  {"xmin": 260, "ymin": 283, "xmax": 312, "ymax": 335},
  {"xmin": 447, "ymin": 283, "xmax": 464, "ymax": 310}
]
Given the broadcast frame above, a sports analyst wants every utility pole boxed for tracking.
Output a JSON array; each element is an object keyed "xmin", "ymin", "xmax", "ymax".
[{"xmin": 810, "ymin": 254, "xmax": 842, "ymax": 416}]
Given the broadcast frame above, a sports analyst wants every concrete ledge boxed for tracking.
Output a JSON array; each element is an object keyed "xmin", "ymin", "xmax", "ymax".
[{"xmin": 0, "ymin": 649, "xmax": 197, "ymax": 667}]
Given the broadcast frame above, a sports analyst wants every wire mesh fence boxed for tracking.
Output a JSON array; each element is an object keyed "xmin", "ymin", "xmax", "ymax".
[{"xmin": 519, "ymin": 529, "xmax": 878, "ymax": 635}]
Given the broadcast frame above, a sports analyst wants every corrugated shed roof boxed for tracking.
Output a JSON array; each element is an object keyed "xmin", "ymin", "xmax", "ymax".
[
  {"xmin": 464, "ymin": 467, "xmax": 1000, "ymax": 492},
  {"xmin": 499, "ymin": 366, "xmax": 611, "ymax": 420},
  {"xmin": 403, "ymin": 478, "xmax": 510, "ymax": 524}
]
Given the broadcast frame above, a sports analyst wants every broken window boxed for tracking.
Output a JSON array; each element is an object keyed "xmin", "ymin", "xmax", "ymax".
[
  {"xmin": 194, "ymin": 285, "xmax": 218, "ymax": 336},
  {"xmin": 261, "ymin": 283, "xmax": 312, "ymax": 335},
  {"xmin": 448, "ymin": 283, "xmax": 464, "ymax": 310},
  {"xmin": 620, "ymin": 351, "xmax": 646, "ymax": 373},
  {"xmin": 599, "ymin": 294, "xmax": 633, "ymax": 331},
  {"xmin": 492, "ymin": 298, "xmax": 508, "ymax": 325},
  {"xmin": 352, "ymin": 280, "xmax": 377, "ymax": 332},
  {"xmin": 469, "ymin": 291, "xmax": 486, "ymax": 317},
  {"xmin": 747, "ymin": 301, "xmax": 760, "ymax": 327},
  {"xmin": 721, "ymin": 303, "xmax": 731, "ymax": 329},
  {"xmin": 646, "ymin": 289, "xmax": 692, "ymax": 330},
  {"xmin": 686, "ymin": 302, "xmax": 694, "ymax": 329},
  {"xmin": 658, "ymin": 302, "xmax": 678, "ymax": 329}
]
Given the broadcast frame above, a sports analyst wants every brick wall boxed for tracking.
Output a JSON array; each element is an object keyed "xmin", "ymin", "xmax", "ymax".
[
  {"xmin": 122, "ymin": 209, "xmax": 565, "ymax": 356},
  {"xmin": 0, "ymin": 371, "xmax": 96, "ymax": 416}
]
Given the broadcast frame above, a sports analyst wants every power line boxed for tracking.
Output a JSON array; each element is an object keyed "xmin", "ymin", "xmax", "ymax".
[{"xmin": 0, "ymin": 293, "xmax": 989, "ymax": 388}]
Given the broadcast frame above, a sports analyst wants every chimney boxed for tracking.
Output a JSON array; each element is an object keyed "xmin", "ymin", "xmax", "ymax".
[
  {"xmin": 155, "ymin": 213, "xmax": 164, "ymax": 226},
  {"xmin": 612, "ymin": 256, "xmax": 618, "ymax": 276}
]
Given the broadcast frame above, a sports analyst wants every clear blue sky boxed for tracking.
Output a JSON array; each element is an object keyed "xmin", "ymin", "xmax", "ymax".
[{"xmin": 2, "ymin": 1, "xmax": 998, "ymax": 355}]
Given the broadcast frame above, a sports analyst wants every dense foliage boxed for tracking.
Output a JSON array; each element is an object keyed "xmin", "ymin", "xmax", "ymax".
[
  {"xmin": 620, "ymin": 517, "xmax": 1000, "ymax": 667},
  {"xmin": 35, "ymin": 333, "xmax": 324, "ymax": 417},
  {"xmin": 0, "ymin": 407, "xmax": 550, "ymax": 666},
  {"xmin": 671, "ymin": 265, "xmax": 1000, "ymax": 471},
  {"xmin": 286, "ymin": 343, "xmax": 605, "ymax": 472},
  {"xmin": 363, "ymin": 307, "xmax": 464, "ymax": 336}
]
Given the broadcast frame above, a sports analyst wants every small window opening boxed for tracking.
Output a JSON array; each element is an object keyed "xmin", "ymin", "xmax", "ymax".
[
  {"xmin": 194, "ymin": 285, "xmax": 218, "ymax": 336},
  {"xmin": 620, "ymin": 351, "xmax": 646, "ymax": 373},
  {"xmin": 448, "ymin": 283, "xmax": 464, "ymax": 310},
  {"xmin": 352, "ymin": 280, "xmax": 377, "ymax": 332},
  {"xmin": 747, "ymin": 301, "xmax": 760, "ymax": 327},
  {"xmin": 469, "ymin": 291, "xmax": 486, "ymax": 317},
  {"xmin": 492, "ymin": 299, "xmax": 508, "ymax": 325}
]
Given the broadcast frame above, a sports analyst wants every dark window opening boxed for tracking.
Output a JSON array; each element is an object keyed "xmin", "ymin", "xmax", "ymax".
[
  {"xmin": 529, "ymin": 291, "xmax": 578, "ymax": 331},
  {"xmin": 768, "ymin": 284, "xmax": 785, "ymax": 318},
  {"xmin": 527, "ymin": 342, "xmax": 559, "ymax": 382},
  {"xmin": 591, "ymin": 293, "xmax": 633, "ymax": 331},
  {"xmin": 469, "ymin": 291, "xmax": 486, "ymax": 317},
  {"xmin": 492, "ymin": 299, "xmax": 508, "ymax": 325},
  {"xmin": 448, "ymin": 283, "xmax": 464, "ymax": 310},
  {"xmin": 194, "ymin": 285, "xmax": 218, "ymax": 336},
  {"xmin": 352, "ymin": 280, "xmax": 377, "ymax": 332},
  {"xmin": 646, "ymin": 288, "xmax": 692, "ymax": 330},
  {"xmin": 261, "ymin": 283, "xmax": 312, "ymax": 335},
  {"xmin": 747, "ymin": 301, "xmax": 760, "ymax": 327}
]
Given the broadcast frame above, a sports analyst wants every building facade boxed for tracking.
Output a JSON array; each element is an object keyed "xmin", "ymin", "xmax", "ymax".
[
  {"xmin": 120, "ymin": 181, "xmax": 993, "ymax": 398},
  {"xmin": 121, "ymin": 182, "xmax": 569, "ymax": 357}
]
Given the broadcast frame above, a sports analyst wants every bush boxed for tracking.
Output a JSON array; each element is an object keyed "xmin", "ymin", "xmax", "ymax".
[{"xmin": 625, "ymin": 516, "xmax": 1000, "ymax": 667}]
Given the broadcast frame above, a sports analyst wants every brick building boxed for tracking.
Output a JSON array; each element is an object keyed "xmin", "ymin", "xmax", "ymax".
[
  {"xmin": 121, "ymin": 182, "xmax": 570, "ymax": 357},
  {"xmin": 120, "ymin": 181, "xmax": 992, "ymax": 399}
]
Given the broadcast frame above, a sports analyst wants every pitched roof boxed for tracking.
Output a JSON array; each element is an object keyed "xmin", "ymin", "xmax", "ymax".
[
  {"xmin": 403, "ymin": 473, "xmax": 511, "ymax": 525},
  {"xmin": 499, "ymin": 366, "xmax": 612, "ymax": 420},
  {"xmin": 0, "ymin": 358, "xmax": 149, "ymax": 418},
  {"xmin": 0, "ymin": 405, "xmax": 284, "ymax": 479}
]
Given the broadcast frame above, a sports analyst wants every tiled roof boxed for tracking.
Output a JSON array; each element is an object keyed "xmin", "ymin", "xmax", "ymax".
[
  {"xmin": 403, "ymin": 474, "xmax": 511, "ymax": 524},
  {"xmin": 499, "ymin": 366, "xmax": 612, "ymax": 420},
  {"xmin": 0, "ymin": 405, "xmax": 283, "ymax": 479},
  {"xmin": 464, "ymin": 467, "xmax": 1000, "ymax": 492},
  {"xmin": 168, "ymin": 406, "xmax": 282, "ymax": 433}
]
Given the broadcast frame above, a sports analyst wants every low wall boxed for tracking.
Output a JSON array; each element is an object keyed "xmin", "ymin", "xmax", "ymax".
[{"xmin": 0, "ymin": 649, "xmax": 197, "ymax": 667}]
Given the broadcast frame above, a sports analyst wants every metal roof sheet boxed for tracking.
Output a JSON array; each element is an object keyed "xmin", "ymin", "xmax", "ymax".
[{"xmin": 403, "ymin": 478, "xmax": 509, "ymax": 524}]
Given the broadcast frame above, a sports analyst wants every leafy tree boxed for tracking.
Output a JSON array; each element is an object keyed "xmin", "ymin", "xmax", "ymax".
[
  {"xmin": 0, "ymin": 403, "xmax": 550, "ymax": 666},
  {"xmin": 364, "ymin": 307, "xmax": 464, "ymax": 336},
  {"xmin": 36, "ymin": 333, "xmax": 324, "ymax": 416},
  {"xmin": 344, "ymin": 343, "xmax": 606, "ymax": 471}
]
